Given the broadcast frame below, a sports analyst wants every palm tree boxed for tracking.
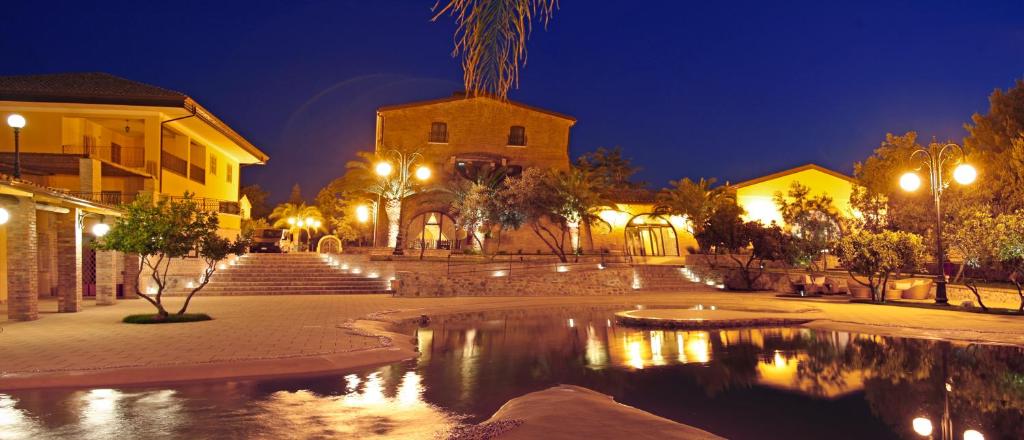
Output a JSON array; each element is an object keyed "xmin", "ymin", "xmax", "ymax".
[
  {"xmin": 270, "ymin": 203, "xmax": 324, "ymax": 251},
  {"xmin": 432, "ymin": 0, "xmax": 558, "ymax": 99},
  {"xmin": 443, "ymin": 165, "xmax": 512, "ymax": 252},
  {"xmin": 553, "ymin": 168, "xmax": 614, "ymax": 254},
  {"xmin": 657, "ymin": 177, "xmax": 732, "ymax": 236},
  {"xmin": 345, "ymin": 149, "xmax": 431, "ymax": 251}
]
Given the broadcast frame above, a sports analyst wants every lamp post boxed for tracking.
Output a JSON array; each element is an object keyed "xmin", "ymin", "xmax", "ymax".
[
  {"xmin": 900, "ymin": 142, "xmax": 977, "ymax": 305},
  {"xmin": 371, "ymin": 150, "xmax": 430, "ymax": 255},
  {"xmin": 7, "ymin": 114, "xmax": 25, "ymax": 178},
  {"xmin": 372, "ymin": 162, "xmax": 392, "ymax": 247}
]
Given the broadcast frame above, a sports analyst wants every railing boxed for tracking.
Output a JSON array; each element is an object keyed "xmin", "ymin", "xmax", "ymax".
[
  {"xmin": 189, "ymin": 164, "xmax": 206, "ymax": 184},
  {"xmin": 62, "ymin": 144, "xmax": 146, "ymax": 168},
  {"xmin": 64, "ymin": 192, "xmax": 239, "ymax": 215},
  {"xmin": 163, "ymin": 196, "xmax": 239, "ymax": 215},
  {"xmin": 446, "ymin": 252, "xmax": 633, "ymax": 278},
  {"xmin": 66, "ymin": 191, "xmax": 139, "ymax": 206},
  {"xmin": 161, "ymin": 151, "xmax": 188, "ymax": 177}
]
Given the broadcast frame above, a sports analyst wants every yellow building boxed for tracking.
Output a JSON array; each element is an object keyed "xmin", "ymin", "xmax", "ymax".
[
  {"xmin": 0, "ymin": 72, "xmax": 268, "ymax": 234},
  {"xmin": 0, "ymin": 72, "xmax": 268, "ymax": 320},
  {"xmin": 732, "ymin": 163, "xmax": 856, "ymax": 226}
]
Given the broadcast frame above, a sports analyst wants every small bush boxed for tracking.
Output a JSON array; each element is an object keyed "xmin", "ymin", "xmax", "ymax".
[{"xmin": 123, "ymin": 313, "xmax": 212, "ymax": 324}]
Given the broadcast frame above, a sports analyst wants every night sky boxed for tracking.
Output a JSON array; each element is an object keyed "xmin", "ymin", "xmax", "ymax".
[{"xmin": 2, "ymin": 1, "xmax": 1022, "ymax": 203}]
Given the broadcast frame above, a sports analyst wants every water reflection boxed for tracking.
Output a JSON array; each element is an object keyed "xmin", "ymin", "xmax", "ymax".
[{"xmin": 1, "ymin": 307, "xmax": 1023, "ymax": 439}]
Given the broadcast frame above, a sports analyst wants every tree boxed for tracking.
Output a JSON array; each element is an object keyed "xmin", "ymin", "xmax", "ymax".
[
  {"xmin": 833, "ymin": 230, "xmax": 926, "ymax": 302},
  {"xmin": 994, "ymin": 211, "xmax": 1024, "ymax": 312},
  {"xmin": 499, "ymin": 167, "xmax": 572, "ymax": 262},
  {"xmin": 853, "ymin": 132, "xmax": 933, "ymax": 236},
  {"xmin": 443, "ymin": 164, "xmax": 510, "ymax": 252},
  {"xmin": 270, "ymin": 203, "xmax": 324, "ymax": 251},
  {"xmin": 944, "ymin": 205, "xmax": 999, "ymax": 310},
  {"xmin": 345, "ymin": 149, "xmax": 432, "ymax": 250},
  {"xmin": 93, "ymin": 194, "xmax": 247, "ymax": 318},
  {"xmin": 288, "ymin": 183, "xmax": 305, "ymax": 205},
  {"xmin": 314, "ymin": 179, "xmax": 370, "ymax": 244},
  {"xmin": 773, "ymin": 181, "xmax": 843, "ymax": 273},
  {"xmin": 965, "ymin": 79, "xmax": 1024, "ymax": 214},
  {"xmin": 693, "ymin": 201, "xmax": 784, "ymax": 290},
  {"xmin": 240, "ymin": 184, "xmax": 272, "ymax": 220},
  {"xmin": 657, "ymin": 177, "xmax": 731, "ymax": 237},
  {"xmin": 575, "ymin": 146, "xmax": 644, "ymax": 189},
  {"xmin": 432, "ymin": 0, "xmax": 557, "ymax": 99},
  {"xmin": 552, "ymin": 168, "xmax": 614, "ymax": 254}
]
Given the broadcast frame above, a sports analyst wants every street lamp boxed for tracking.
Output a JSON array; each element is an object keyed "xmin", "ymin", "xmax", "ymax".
[
  {"xmin": 900, "ymin": 142, "xmax": 976, "ymax": 305},
  {"xmin": 7, "ymin": 114, "xmax": 25, "ymax": 178},
  {"xmin": 371, "ymin": 161, "xmax": 393, "ymax": 247}
]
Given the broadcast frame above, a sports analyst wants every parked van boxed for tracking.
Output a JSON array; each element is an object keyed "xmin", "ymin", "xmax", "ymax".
[{"xmin": 251, "ymin": 228, "xmax": 285, "ymax": 253}]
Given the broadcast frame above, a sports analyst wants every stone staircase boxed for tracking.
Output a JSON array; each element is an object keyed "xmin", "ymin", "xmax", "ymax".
[
  {"xmin": 631, "ymin": 265, "xmax": 715, "ymax": 292},
  {"xmin": 170, "ymin": 253, "xmax": 391, "ymax": 296}
]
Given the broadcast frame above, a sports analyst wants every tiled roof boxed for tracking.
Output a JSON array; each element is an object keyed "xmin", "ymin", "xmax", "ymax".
[
  {"xmin": 730, "ymin": 163, "xmax": 856, "ymax": 189},
  {"xmin": 378, "ymin": 92, "xmax": 576, "ymax": 122},
  {"xmin": 0, "ymin": 72, "xmax": 268, "ymax": 163},
  {"xmin": 0, "ymin": 72, "xmax": 186, "ymax": 106}
]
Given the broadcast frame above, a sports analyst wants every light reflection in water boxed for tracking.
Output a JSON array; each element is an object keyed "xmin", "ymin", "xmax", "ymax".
[{"xmin": 2, "ymin": 309, "xmax": 1021, "ymax": 439}]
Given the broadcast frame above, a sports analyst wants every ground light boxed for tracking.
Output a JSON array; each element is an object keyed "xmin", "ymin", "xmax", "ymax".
[
  {"xmin": 963, "ymin": 429, "xmax": 984, "ymax": 440},
  {"xmin": 0, "ymin": 207, "xmax": 9, "ymax": 225},
  {"xmin": 911, "ymin": 417, "xmax": 933, "ymax": 437}
]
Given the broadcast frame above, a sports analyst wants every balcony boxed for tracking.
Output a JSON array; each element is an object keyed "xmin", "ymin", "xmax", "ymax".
[
  {"xmin": 65, "ymin": 192, "xmax": 240, "ymax": 215},
  {"xmin": 62, "ymin": 145, "xmax": 147, "ymax": 170}
]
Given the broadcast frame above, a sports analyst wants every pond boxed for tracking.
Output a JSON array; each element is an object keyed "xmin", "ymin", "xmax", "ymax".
[{"xmin": 1, "ymin": 305, "xmax": 1022, "ymax": 439}]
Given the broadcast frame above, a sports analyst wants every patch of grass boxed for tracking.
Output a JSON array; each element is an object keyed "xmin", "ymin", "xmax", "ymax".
[{"xmin": 122, "ymin": 313, "xmax": 213, "ymax": 324}]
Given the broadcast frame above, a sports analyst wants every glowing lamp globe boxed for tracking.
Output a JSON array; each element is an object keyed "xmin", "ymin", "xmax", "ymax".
[
  {"xmin": 912, "ymin": 417, "xmax": 933, "ymax": 437},
  {"xmin": 415, "ymin": 165, "xmax": 431, "ymax": 181},
  {"xmin": 963, "ymin": 429, "xmax": 984, "ymax": 440},
  {"xmin": 375, "ymin": 162, "xmax": 393, "ymax": 177},
  {"xmin": 953, "ymin": 163, "xmax": 977, "ymax": 185},
  {"xmin": 6, "ymin": 114, "xmax": 25, "ymax": 129},
  {"xmin": 0, "ymin": 207, "xmax": 9, "ymax": 225},
  {"xmin": 92, "ymin": 222, "xmax": 110, "ymax": 237},
  {"xmin": 900, "ymin": 173, "xmax": 922, "ymax": 192},
  {"xmin": 355, "ymin": 205, "xmax": 370, "ymax": 223},
  {"xmin": 287, "ymin": 217, "xmax": 296, "ymax": 225}
]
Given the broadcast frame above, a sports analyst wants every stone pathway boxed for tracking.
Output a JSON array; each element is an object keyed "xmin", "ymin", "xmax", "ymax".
[{"xmin": 3, "ymin": 291, "xmax": 1024, "ymax": 388}]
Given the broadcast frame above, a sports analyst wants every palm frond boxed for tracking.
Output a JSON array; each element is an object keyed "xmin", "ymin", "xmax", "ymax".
[{"xmin": 433, "ymin": 0, "xmax": 557, "ymax": 99}]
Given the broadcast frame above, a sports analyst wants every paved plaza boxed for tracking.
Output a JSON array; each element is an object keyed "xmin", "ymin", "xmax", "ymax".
[{"xmin": 3, "ymin": 291, "xmax": 1024, "ymax": 389}]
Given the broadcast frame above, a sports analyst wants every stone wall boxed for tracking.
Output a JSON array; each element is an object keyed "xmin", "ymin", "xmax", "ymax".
[{"xmin": 395, "ymin": 266, "xmax": 634, "ymax": 297}]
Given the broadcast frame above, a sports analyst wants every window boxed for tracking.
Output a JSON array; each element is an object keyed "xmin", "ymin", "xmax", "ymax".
[
  {"xmin": 209, "ymin": 154, "xmax": 218, "ymax": 175},
  {"xmin": 508, "ymin": 126, "xmax": 527, "ymax": 146},
  {"xmin": 227, "ymin": 164, "xmax": 233, "ymax": 183},
  {"xmin": 429, "ymin": 122, "xmax": 448, "ymax": 143}
]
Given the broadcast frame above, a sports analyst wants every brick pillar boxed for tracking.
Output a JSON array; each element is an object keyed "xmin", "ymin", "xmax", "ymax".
[
  {"xmin": 122, "ymin": 253, "xmax": 140, "ymax": 299},
  {"xmin": 79, "ymin": 158, "xmax": 102, "ymax": 194},
  {"xmin": 6, "ymin": 197, "xmax": 39, "ymax": 320},
  {"xmin": 95, "ymin": 250, "xmax": 120, "ymax": 305},
  {"xmin": 56, "ymin": 208, "xmax": 83, "ymax": 312}
]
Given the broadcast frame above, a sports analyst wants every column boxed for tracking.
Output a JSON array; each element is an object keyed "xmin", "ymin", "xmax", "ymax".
[
  {"xmin": 95, "ymin": 249, "xmax": 119, "ymax": 305},
  {"xmin": 55, "ymin": 208, "xmax": 83, "ymax": 312},
  {"xmin": 79, "ymin": 158, "xmax": 102, "ymax": 194},
  {"xmin": 6, "ymin": 197, "xmax": 38, "ymax": 320},
  {"xmin": 122, "ymin": 253, "xmax": 140, "ymax": 299}
]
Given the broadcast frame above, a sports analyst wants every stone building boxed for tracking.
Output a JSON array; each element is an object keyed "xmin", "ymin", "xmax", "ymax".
[
  {"xmin": 374, "ymin": 93, "xmax": 577, "ymax": 255},
  {"xmin": 0, "ymin": 73, "xmax": 268, "ymax": 320}
]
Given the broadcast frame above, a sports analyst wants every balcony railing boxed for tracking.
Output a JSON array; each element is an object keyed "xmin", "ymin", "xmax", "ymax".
[
  {"xmin": 62, "ymin": 145, "xmax": 146, "ymax": 168},
  {"xmin": 161, "ymin": 151, "xmax": 188, "ymax": 177},
  {"xmin": 65, "ymin": 192, "xmax": 240, "ymax": 215}
]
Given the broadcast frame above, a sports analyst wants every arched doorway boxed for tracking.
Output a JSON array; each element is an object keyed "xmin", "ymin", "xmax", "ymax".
[
  {"xmin": 405, "ymin": 211, "xmax": 461, "ymax": 250},
  {"xmin": 624, "ymin": 213, "xmax": 680, "ymax": 257}
]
